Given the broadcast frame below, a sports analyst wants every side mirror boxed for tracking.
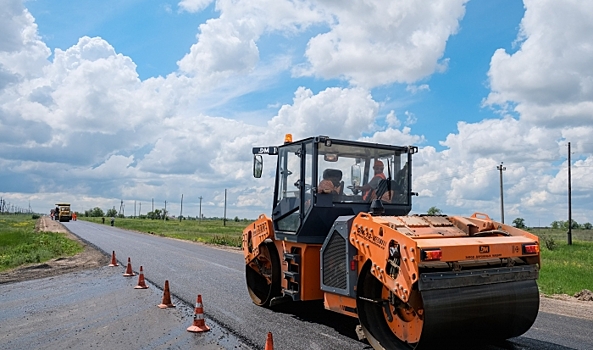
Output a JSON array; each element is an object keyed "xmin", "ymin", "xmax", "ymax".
[
  {"xmin": 351, "ymin": 164, "xmax": 361, "ymax": 187},
  {"xmin": 253, "ymin": 155, "xmax": 263, "ymax": 178}
]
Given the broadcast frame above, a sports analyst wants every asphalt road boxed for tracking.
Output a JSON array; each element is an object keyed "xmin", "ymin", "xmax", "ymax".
[
  {"xmin": 0, "ymin": 267, "xmax": 247, "ymax": 350},
  {"xmin": 60, "ymin": 220, "xmax": 365, "ymax": 350},
  {"xmin": 5, "ymin": 219, "xmax": 589, "ymax": 350}
]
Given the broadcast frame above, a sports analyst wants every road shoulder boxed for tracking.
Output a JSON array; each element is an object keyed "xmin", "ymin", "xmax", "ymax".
[{"xmin": 0, "ymin": 216, "xmax": 109, "ymax": 284}]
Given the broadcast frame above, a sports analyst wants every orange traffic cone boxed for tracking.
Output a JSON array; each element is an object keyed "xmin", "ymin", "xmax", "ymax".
[
  {"xmin": 108, "ymin": 251, "xmax": 118, "ymax": 267},
  {"xmin": 134, "ymin": 266, "xmax": 148, "ymax": 289},
  {"xmin": 123, "ymin": 257, "xmax": 135, "ymax": 277},
  {"xmin": 265, "ymin": 332, "xmax": 274, "ymax": 350},
  {"xmin": 187, "ymin": 294, "xmax": 210, "ymax": 333},
  {"xmin": 158, "ymin": 280, "xmax": 176, "ymax": 308}
]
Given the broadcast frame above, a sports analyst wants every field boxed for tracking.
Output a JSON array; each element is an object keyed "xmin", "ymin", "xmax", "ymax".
[
  {"xmin": 80, "ymin": 216, "xmax": 246, "ymax": 247},
  {"xmin": 530, "ymin": 228, "xmax": 593, "ymax": 295},
  {"xmin": 0, "ymin": 214, "xmax": 83, "ymax": 272}
]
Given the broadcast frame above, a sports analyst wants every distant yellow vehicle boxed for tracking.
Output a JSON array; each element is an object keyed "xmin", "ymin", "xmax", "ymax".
[{"xmin": 55, "ymin": 203, "xmax": 72, "ymax": 222}]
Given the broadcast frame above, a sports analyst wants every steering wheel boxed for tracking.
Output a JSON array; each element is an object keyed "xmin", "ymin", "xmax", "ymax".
[
  {"xmin": 347, "ymin": 185, "xmax": 360, "ymax": 195},
  {"xmin": 294, "ymin": 181, "xmax": 312, "ymax": 191}
]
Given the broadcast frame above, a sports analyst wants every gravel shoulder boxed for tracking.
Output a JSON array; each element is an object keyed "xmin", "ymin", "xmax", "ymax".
[{"xmin": 1, "ymin": 216, "xmax": 591, "ymax": 322}]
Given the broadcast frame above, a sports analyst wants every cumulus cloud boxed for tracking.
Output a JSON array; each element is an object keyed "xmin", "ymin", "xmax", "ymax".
[
  {"xmin": 485, "ymin": 0, "xmax": 593, "ymax": 128},
  {"xmin": 178, "ymin": 0, "xmax": 467, "ymax": 89},
  {"xmin": 0, "ymin": 1, "xmax": 50, "ymax": 83},
  {"xmin": 177, "ymin": 0, "xmax": 327, "ymax": 82},
  {"xmin": 269, "ymin": 86, "xmax": 378, "ymax": 140},
  {"xmin": 466, "ymin": 0, "xmax": 593, "ymax": 223},
  {"xmin": 0, "ymin": 0, "xmax": 28, "ymax": 52},
  {"xmin": 296, "ymin": 0, "xmax": 467, "ymax": 87},
  {"xmin": 2, "ymin": 0, "xmax": 593, "ymax": 225}
]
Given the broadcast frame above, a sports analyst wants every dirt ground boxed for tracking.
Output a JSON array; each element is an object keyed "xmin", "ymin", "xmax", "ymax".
[{"xmin": 1, "ymin": 216, "xmax": 592, "ymax": 322}]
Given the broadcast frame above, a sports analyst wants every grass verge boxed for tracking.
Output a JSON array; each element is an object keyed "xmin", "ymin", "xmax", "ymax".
[
  {"xmin": 0, "ymin": 214, "xmax": 84, "ymax": 272},
  {"xmin": 530, "ymin": 228, "xmax": 593, "ymax": 295},
  {"xmin": 80, "ymin": 217, "xmax": 245, "ymax": 247}
]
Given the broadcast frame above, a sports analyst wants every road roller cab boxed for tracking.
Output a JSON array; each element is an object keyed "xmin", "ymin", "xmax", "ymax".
[
  {"xmin": 243, "ymin": 135, "xmax": 541, "ymax": 349},
  {"xmin": 249, "ymin": 135, "xmax": 415, "ymax": 244}
]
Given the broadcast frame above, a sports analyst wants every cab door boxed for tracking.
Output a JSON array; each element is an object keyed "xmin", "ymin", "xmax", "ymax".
[{"xmin": 272, "ymin": 141, "xmax": 313, "ymax": 234}]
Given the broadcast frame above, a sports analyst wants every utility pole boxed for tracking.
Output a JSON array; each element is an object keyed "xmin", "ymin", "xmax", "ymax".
[
  {"xmin": 152, "ymin": 198, "xmax": 154, "ymax": 213},
  {"xmin": 139, "ymin": 202, "xmax": 141, "ymax": 217},
  {"xmin": 164, "ymin": 200, "xmax": 167, "ymax": 221},
  {"xmin": 223, "ymin": 189, "xmax": 227, "ymax": 226},
  {"xmin": 199, "ymin": 196, "xmax": 203, "ymax": 223},
  {"xmin": 180, "ymin": 194, "xmax": 183, "ymax": 222},
  {"xmin": 134, "ymin": 201, "xmax": 136, "ymax": 218},
  {"xmin": 568, "ymin": 142, "xmax": 572, "ymax": 245},
  {"xmin": 497, "ymin": 162, "xmax": 506, "ymax": 224}
]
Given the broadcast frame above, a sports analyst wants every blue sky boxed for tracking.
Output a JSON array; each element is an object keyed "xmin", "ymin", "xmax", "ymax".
[
  {"xmin": 26, "ymin": 0, "xmax": 525, "ymax": 147},
  {"xmin": 2, "ymin": 0, "xmax": 592, "ymax": 226}
]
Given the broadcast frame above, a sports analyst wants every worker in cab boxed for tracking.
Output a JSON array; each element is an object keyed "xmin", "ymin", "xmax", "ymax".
[
  {"xmin": 318, "ymin": 169, "xmax": 343, "ymax": 194},
  {"xmin": 358, "ymin": 160, "xmax": 386, "ymax": 201}
]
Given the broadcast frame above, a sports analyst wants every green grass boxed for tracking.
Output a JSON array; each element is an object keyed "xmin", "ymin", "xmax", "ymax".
[
  {"xmin": 79, "ymin": 217, "xmax": 246, "ymax": 247},
  {"xmin": 537, "ymin": 240, "xmax": 593, "ymax": 294},
  {"xmin": 530, "ymin": 227, "xmax": 593, "ymax": 242},
  {"xmin": 0, "ymin": 214, "xmax": 84, "ymax": 272},
  {"xmin": 529, "ymin": 228, "xmax": 593, "ymax": 295}
]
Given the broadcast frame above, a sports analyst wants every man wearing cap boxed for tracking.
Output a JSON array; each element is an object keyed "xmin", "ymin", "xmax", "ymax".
[
  {"xmin": 358, "ymin": 160, "xmax": 386, "ymax": 201},
  {"xmin": 318, "ymin": 169, "xmax": 343, "ymax": 194}
]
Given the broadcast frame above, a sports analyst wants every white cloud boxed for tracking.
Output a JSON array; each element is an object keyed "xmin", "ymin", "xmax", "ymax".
[
  {"xmin": 178, "ymin": 0, "xmax": 467, "ymax": 89},
  {"xmin": 0, "ymin": 0, "xmax": 29, "ymax": 52},
  {"xmin": 296, "ymin": 0, "xmax": 467, "ymax": 87},
  {"xmin": 178, "ymin": 0, "xmax": 214, "ymax": 13},
  {"xmin": 485, "ymin": 0, "xmax": 593, "ymax": 128},
  {"xmin": 2, "ymin": 0, "xmax": 593, "ymax": 226},
  {"xmin": 177, "ymin": 0, "xmax": 327, "ymax": 82},
  {"xmin": 0, "ymin": 1, "xmax": 50, "ymax": 83},
  {"xmin": 385, "ymin": 110, "xmax": 400, "ymax": 128},
  {"xmin": 269, "ymin": 86, "xmax": 378, "ymax": 140},
  {"xmin": 178, "ymin": 18, "xmax": 260, "ymax": 79},
  {"xmin": 406, "ymin": 84, "xmax": 430, "ymax": 94}
]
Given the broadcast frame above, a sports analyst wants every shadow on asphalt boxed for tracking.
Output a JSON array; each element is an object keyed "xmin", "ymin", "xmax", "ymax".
[{"xmin": 267, "ymin": 300, "xmax": 574, "ymax": 350}]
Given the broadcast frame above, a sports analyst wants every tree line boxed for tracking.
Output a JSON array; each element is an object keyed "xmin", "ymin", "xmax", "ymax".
[
  {"xmin": 427, "ymin": 206, "xmax": 592, "ymax": 230},
  {"xmin": 81, "ymin": 207, "xmax": 250, "ymax": 222}
]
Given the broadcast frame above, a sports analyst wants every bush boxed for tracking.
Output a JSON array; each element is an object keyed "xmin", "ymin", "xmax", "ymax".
[
  {"xmin": 512, "ymin": 217, "xmax": 526, "ymax": 229},
  {"xmin": 544, "ymin": 236, "xmax": 557, "ymax": 251},
  {"xmin": 90, "ymin": 207, "xmax": 105, "ymax": 217},
  {"xmin": 31, "ymin": 214, "xmax": 40, "ymax": 219}
]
